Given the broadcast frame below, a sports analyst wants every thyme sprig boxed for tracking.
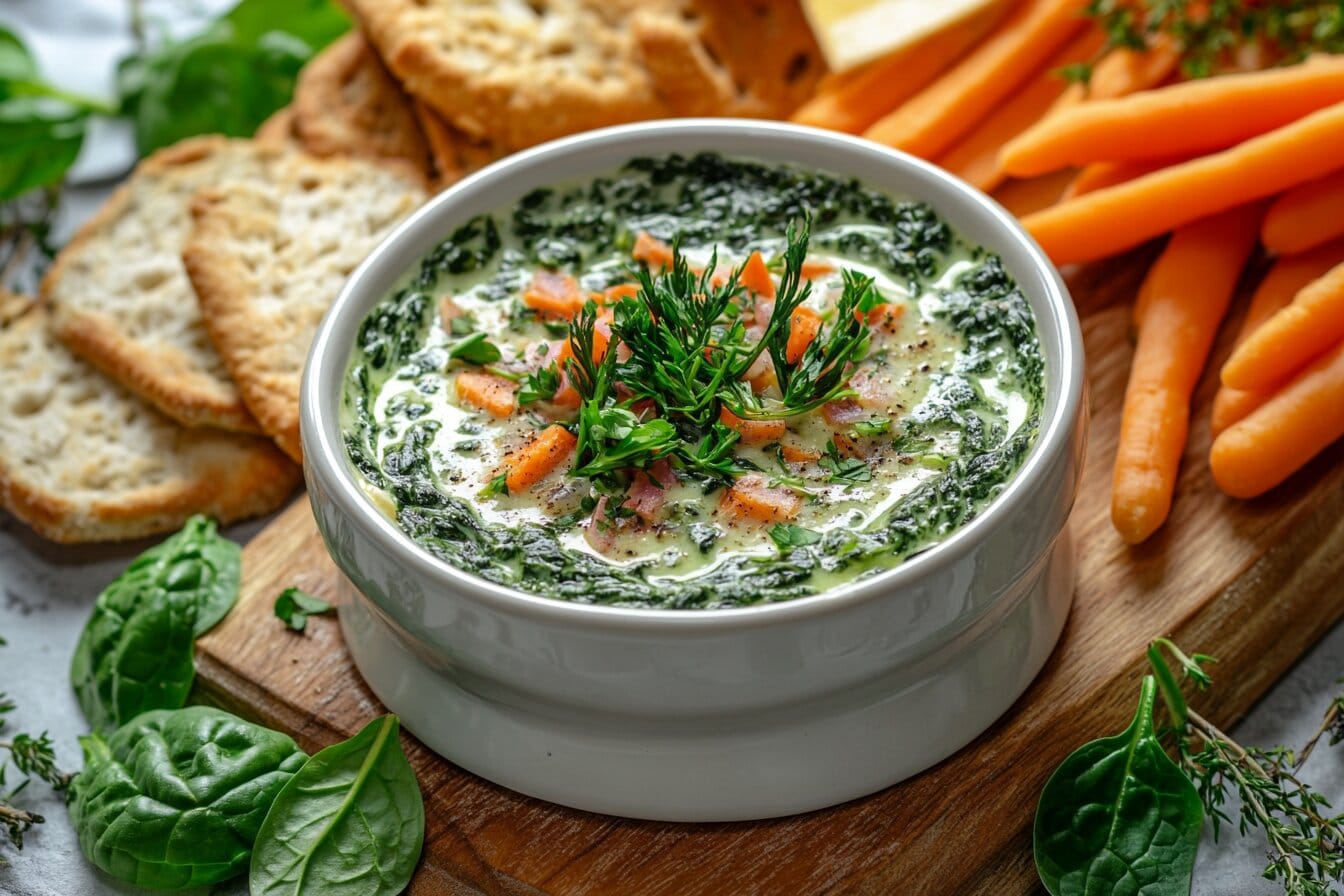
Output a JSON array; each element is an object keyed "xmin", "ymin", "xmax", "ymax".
[
  {"xmin": 1148, "ymin": 641, "xmax": 1344, "ymax": 895},
  {"xmin": 1072, "ymin": 1, "xmax": 1344, "ymax": 83},
  {"xmin": 0, "ymin": 669, "xmax": 70, "ymax": 863}
]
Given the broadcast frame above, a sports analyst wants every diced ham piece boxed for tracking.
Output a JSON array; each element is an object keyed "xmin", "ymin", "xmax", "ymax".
[
  {"xmin": 584, "ymin": 496, "xmax": 617, "ymax": 553},
  {"xmin": 822, "ymin": 399, "xmax": 868, "ymax": 426},
  {"xmin": 720, "ymin": 474, "xmax": 802, "ymax": 523},
  {"xmin": 622, "ymin": 459, "xmax": 675, "ymax": 524}
]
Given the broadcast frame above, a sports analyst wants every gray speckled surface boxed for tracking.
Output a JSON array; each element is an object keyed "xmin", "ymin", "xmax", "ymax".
[{"xmin": 2, "ymin": 3, "xmax": 1342, "ymax": 894}]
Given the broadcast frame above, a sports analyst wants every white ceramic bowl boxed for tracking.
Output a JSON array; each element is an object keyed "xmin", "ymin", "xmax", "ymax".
[{"xmin": 301, "ymin": 120, "xmax": 1086, "ymax": 822}]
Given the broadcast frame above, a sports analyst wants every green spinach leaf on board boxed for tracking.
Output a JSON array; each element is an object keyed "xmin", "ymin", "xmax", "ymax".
[
  {"xmin": 68, "ymin": 706, "xmax": 306, "ymax": 889},
  {"xmin": 116, "ymin": 0, "xmax": 348, "ymax": 154},
  {"xmin": 1034, "ymin": 675, "xmax": 1203, "ymax": 896},
  {"xmin": 69, "ymin": 515, "xmax": 241, "ymax": 733},
  {"xmin": 250, "ymin": 714, "xmax": 425, "ymax": 896},
  {"xmin": 273, "ymin": 587, "xmax": 334, "ymax": 632},
  {"xmin": 0, "ymin": 27, "xmax": 113, "ymax": 201}
]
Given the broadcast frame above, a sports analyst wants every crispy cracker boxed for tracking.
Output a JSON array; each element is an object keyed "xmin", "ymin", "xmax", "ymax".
[
  {"xmin": 412, "ymin": 99, "xmax": 504, "ymax": 187},
  {"xmin": 41, "ymin": 136, "xmax": 290, "ymax": 433},
  {"xmin": 183, "ymin": 154, "xmax": 426, "ymax": 463},
  {"xmin": 0, "ymin": 306, "xmax": 299, "ymax": 543},
  {"xmin": 293, "ymin": 32, "xmax": 434, "ymax": 186},
  {"xmin": 255, "ymin": 105, "xmax": 299, "ymax": 146},
  {"xmin": 347, "ymin": 0, "xmax": 677, "ymax": 151},
  {"xmin": 348, "ymin": 0, "xmax": 823, "ymax": 151}
]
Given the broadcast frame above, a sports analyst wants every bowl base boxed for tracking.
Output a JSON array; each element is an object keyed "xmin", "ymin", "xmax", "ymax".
[{"xmin": 338, "ymin": 527, "xmax": 1074, "ymax": 822}]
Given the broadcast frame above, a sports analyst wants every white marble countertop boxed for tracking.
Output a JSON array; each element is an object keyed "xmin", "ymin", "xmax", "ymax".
[{"xmin": 2, "ymin": 3, "xmax": 1342, "ymax": 893}]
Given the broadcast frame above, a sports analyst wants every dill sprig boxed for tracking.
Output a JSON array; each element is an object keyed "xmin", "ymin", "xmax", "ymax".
[
  {"xmin": 1073, "ymin": 1, "xmax": 1344, "ymax": 83},
  {"xmin": 1148, "ymin": 641, "xmax": 1344, "ymax": 895}
]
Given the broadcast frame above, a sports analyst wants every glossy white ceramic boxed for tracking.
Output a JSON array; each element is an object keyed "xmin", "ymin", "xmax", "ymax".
[{"xmin": 301, "ymin": 120, "xmax": 1087, "ymax": 822}]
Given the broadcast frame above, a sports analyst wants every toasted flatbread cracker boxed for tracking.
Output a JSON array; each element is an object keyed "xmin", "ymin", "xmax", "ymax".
[
  {"xmin": 347, "ymin": 0, "xmax": 824, "ymax": 152},
  {"xmin": 255, "ymin": 105, "xmax": 299, "ymax": 146},
  {"xmin": 293, "ymin": 32, "xmax": 434, "ymax": 185},
  {"xmin": 183, "ymin": 154, "xmax": 426, "ymax": 463},
  {"xmin": 412, "ymin": 99, "xmax": 503, "ymax": 186},
  {"xmin": 347, "ymin": 0, "xmax": 675, "ymax": 151},
  {"xmin": 42, "ymin": 136, "xmax": 287, "ymax": 433},
  {"xmin": 0, "ymin": 306, "xmax": 299, "ymax": 543}
]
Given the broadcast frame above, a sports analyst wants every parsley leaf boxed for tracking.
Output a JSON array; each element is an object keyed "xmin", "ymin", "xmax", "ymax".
[
  {"xmin": 273, "ymin": 587, "xmax": 333, "ymax": 632},
  {"xmin": 819, "ymin": 439, "xmax": 872, "ymax": 485},
  {"xmin": 517, "ymin": 363, "xmax": 561, "ymax": 404}
]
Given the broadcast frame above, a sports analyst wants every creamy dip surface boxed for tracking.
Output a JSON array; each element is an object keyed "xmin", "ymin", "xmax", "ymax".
[{"xmin": 342, "ymin": 153, "xmax": 1044, "ymax": 608}]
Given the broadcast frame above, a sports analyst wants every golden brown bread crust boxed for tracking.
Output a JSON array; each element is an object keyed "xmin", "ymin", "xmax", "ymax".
[
  {"xmin": 183, "ymin": 154, "xmax": 426, "ymax": 463},
  {"xmin": 40, "ymin": 136, "xmax": 287, "ymax": 434},
  {"xmin": 0, "ymin": 306, "xmax": 300, "ymax": 544},
  {"xmin": 412, "ymin": 99, "xmax": 504, "ymax": 187},
  {"xmin": 255, "ymin": 105, "xmax": 299, "ymax": 146},
  {"xmin": 292, "ymin": 32, "xmax": 434, "ymax": 186}
]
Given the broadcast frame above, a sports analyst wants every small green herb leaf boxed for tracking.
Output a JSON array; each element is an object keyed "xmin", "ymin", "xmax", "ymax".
[
  {"xmin": 852, "ymin": 417, "xmax": 891, "ymax": 438},
  {"xmin": 819, "ymin": 439, "xmax": 872, "ymax": 484},
  {"xmin": 518, "ymin": 363, "xmax": 561, "ymax": 404},
  {"xmin": 481, "ymin": 472, "xmax": 510, "ymax": 498},
  {"xmin": 273, "ymin": 588, "xmax": 333, "ymax": 632},
  {"xmin": 1034, "ymin": 675, "xmax": 1203, "ymax": 896},
  {"xmin": 769, "ymin": 523, "xmax": 822, "ymax": 551},
  {"xmin": 68, "ymin": 707, "xmax": 306, "ymax": 889},
  {"xmin": 249, "ymin": 714, "xmax": 425, "ymax": 896},
  {"xmin": 446, "ymin": 331, "xmax": 502, "ymax": 365}
]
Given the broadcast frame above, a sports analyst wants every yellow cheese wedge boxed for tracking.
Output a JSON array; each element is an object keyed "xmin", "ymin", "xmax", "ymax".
[{"xmin": 800, "ymin": 0, "xmax": 1007, "ymax": 72}]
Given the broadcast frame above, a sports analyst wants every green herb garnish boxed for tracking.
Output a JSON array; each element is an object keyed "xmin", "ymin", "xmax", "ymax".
[
  {"xmin": 446, "ymin": 331, "xmax": 502, "ymax": 366},
  {"xmin": 517, "ymin": 362, "xmax": 561, "ymax": 404},
  {"xmin": 853, "ymin": 417, "xmax": 891, "ymax": 438},
  {"xmin": 819, "ymin": 439, "xmax": 872, "ymax": 485},
  {"xmin": 769, "ymin": 523, "xmax": 822, "ymax": 551},
  {"xmin": 273, "ymin": 588, "xmax": 334, "ymax": 632}
]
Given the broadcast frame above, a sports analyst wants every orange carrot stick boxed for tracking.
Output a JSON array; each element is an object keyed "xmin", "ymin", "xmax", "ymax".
[
  {"xmin": 790, "ymin": 8, "xmax": 1005, "ymax": 134},
  {"xmin": 1211, "ymin": 240, "xmax": 1344, "ymax": 436},
  {"xmin": 1022, "ymin": 102, "xmax": 1344, "ymax": 266},
  {"xmin": 1111, "ymin": 205, "xmax": 1262, "ymax": 544},
  {"xmin": 1085, "ymin": 37, "xmax": 1181, "ymax": 100},
  {"xmin": 1221, "ymin": 259, "xmax": 1344, "ymax": 391},
  {"xmin": 1261, "ymin": 167, "xmax": 1344, "ymax": 256},
  {"xmin": 862, "ymin": 0, "xmax": 1088, "ymax": 160},
  {"xmin": 1064, "ymin": 157, "xmax": 1186, "ymax": 199},
  {"xmin": 939, "ymin": 27, "xmax": 1105, "ymax": 192},
  {"xmin": 1001, "ymin": 56, "xmax": 1344, "ymax": 177},
  {"xmin": 501, "ymin": 424, "xmax": 577, "ymax": 493},
  {"xmin": 992, "ymin": 170, "xmax": 1078, "ymax": 218},
  {"xmin": 1211, "ymin": 339, "xmax": 1344, "ymax": 498}
]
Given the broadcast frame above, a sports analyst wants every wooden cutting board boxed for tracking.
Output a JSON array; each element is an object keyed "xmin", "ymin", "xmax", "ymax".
[{"xmin": 194, "ymin": 254, "xmax": 1344, "ymax": 895}]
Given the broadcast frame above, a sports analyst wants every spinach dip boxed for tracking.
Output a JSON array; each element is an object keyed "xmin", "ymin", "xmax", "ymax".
[{"xmin": 342, "ymin": 153, "xmax": 1045, "ymax": 609}]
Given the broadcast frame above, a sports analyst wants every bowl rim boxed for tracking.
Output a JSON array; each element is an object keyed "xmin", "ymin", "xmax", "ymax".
[{"xmin": 301, "ymin": 118, "xmax": 1084, "ymax": 633}]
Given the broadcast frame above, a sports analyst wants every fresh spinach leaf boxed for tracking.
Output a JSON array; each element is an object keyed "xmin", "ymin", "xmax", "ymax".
[
  {"xmin": 69, "ymin": 516, "xmax": 241, "ymax": 733},
  {"xmin": 1035, "ymin": 675, "xmax": 1203, "ymax": 896},
  {"xmin": 273, "ymin": 588, "xmax": 333, "ymax": 632},
  {"xmin": 250, "ymin": 714, "xmax": 425, "ymax": 896},
  {"xmin": 116, "ymin": 0, "xmax": 347, "ymax": 154},
  {"xmin": 769, "ymin": 523, "xmax": 822, "ymax": 551},
  {"xmin": 68, "ymin": 706, "xmax": 306, "ymax": 889},
  {"xmin": 446, "ymin": 331, "xmax": 502, "ymax": 365}
]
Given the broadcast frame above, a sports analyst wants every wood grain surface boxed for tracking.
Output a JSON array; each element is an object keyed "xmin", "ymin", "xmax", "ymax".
[{"xmin": 194, "ymin": 254, "xmax": 1344, "ymax": 895}]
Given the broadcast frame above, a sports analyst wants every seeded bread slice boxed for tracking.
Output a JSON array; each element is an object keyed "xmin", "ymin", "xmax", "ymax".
[
  {"xmin": 292, "ymin": 32, "xmax": 434, "ymax": 187},
  {"xmin": 42, "ymin": 136, "xmax": 287, "ymax": 433},
  {"xmin": 0, "ymin": 305, "xmax": 300, "ymax": 543},
  {"xmin": 183, "ymin": 154, "xmax": 426, "ymax": 463}
]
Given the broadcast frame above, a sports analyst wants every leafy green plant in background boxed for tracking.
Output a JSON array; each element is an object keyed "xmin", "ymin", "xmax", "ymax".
[
  {"xmin": 116, "ymin": 0, "xmax": 347, "ymax": 155},
  {"xmin": 69, "ymin": 515, "xmax": 240, "ymax": 733},
  {"xmin": 250, "ymin": 714, "xmax": 425, "ymax": 896},
  {"xmin": 1036, "ymin": 641, "xmax": 1344, "ymax": 896},
  {"xmin": 67, "ymin": 706, "xmax": 307, "ymax": 889},
  {"xmin": 1035, "ymin": 674, "xmax": 1203, "ymax": 896}
]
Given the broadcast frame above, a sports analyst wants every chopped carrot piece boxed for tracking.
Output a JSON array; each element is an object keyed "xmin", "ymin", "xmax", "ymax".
[
  {"xmin": 740, "ymin": 251, "xmax": 776, "ymax": 299},
  {"xmin": 501, "ymin": 425, "xmax": 577, "ymax": 493},
  {"xmin": 455, "ymin": 371, "xmax": 518, "ymax": 418},
  {"xmin": 720, "ymin": 474, "xmax": 802, "ymax": 523},
  {"xmin": 523, "ymin": 270, "xmax": 584, "ymax": 319},
  {"xmin": 603, "ymin": 282, "xmax": 640, "ymax": 303},
  {"xmin": 719, "ymin": 407, "xmax": 786, "ymax": 445},
  {"xmin": 866, "ymin": 303, "xmax": 906, "ymax": 331},
  {"xmin": 785, "ymin": 307, "xmax": 821, "ymax": 364},
  {"xmin": 801, "ymin": 259, "xmax": 835, "ymax": 279},
  {"xmin": 632, "ymin": 231, "xmax": 674, "ymax": 269},
  {"xmin": 779, "ymin": 441, "xmax": 821, "ymax": 463}
]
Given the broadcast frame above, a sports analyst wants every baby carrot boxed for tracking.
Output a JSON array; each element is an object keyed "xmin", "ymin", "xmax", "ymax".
[
  {"xmin": 1002, "ymin": 55, "xmax": 1344, "ymax": 177},
  {"xmin": 1221, "ymin": 260, "xmax": 1344, "ymax": 391},
  {"xmin": 1111, "ymin": 205, "xmax": 1261, "ymax": 544},
  {"xmin": 1261, "ymin": 167, "xmax": 1344, "ymax": 256},
  {"xmin": 1211, "ymin": 339, "xmax": 1344, "ymax": 498},
  {"xmin": 1022, "ymin": 101, "xmax": 1344, "ymax": 265},
  {"xmin": 501, "ymin": 425, "xmax": 577, "ymax": 493},
  {"xmin": 991, "ymin": 170, "xmax": 1077, "ymax": 218},
  {"xmin": 1085, "ymin": 37, "xmax": 1181, "ymax": 100},
  {"xmin": 790, "ymin": 8, "xmax": 1004, "ymax": 134},
  {"xmin": 1064, "ymin": 157, "xmax": 1185, "ymax": 200},
  {"xmin": 1211, "ymin": 240, "xmax": 1344, "ymax": 436},
  {"xmin": 863, "ymin": 0, "xmax": 1088, "ymax": 160},
  {"xmin": 939, "ymin": 27, "xmax": 1105, "ymax": 192}
]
